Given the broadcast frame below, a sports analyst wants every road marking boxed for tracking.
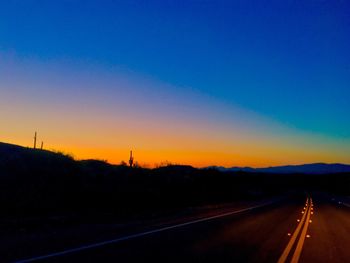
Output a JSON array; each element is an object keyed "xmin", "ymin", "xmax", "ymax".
[
  {"xmin": 290, "ymin": 198, "xmax": 312, "ymax": 263},
  {"xmin": 277, "ymin": 198, "xmax": 309, "ymax": 263},
  {"xmin": 339, "ymin": 201, "xmax": 350, "ymax": 208},
  {"xmin": 15, "ymin": 200, "xmax": 276, "ymax": 263},
  {"xmin": 332, "ymin": 198, "xmax": 350, "ymax": 208}
]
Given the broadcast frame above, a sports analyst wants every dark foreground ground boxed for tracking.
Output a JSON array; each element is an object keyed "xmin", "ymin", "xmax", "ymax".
[
  {"xmin": 1, "ymin": 142, "xmax": 350, "ymax": 262},
  {"xmin": 2, "ymin": 193, "xmax": 349, "ymax": 263}
]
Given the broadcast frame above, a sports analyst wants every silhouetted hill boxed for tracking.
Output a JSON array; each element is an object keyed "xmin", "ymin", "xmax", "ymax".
[
  {"xmin": 0, "ymin": 142, "xmax": 75, "ymax": 174},
  {"xmin": 213, "ymin": 163, "xmax": 350, "ymax": 174},
  {"xmin": 0, "ymin": 141, "xmax": 349, "ymax": 221}
]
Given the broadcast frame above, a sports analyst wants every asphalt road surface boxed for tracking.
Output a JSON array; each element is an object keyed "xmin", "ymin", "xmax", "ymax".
[{"xmin": 9, "ymin": 194, "xmax": 350, "ymax": 263}]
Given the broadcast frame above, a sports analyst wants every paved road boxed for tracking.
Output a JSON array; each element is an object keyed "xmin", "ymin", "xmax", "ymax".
[
  {"xmin": 10, "ymin": 194, "xmax": 350, "ymax": 263},
  {"xmin": 299, "ymin": 195, "xmax": 350, "ymax": 263}
]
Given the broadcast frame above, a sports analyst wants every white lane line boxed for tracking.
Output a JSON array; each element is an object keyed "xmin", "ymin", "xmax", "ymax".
[
  {"xmin": 290, "ymin": 198, "xmax": 312, "ymax": 263},
  {"xmin": 331, "ymin": 198, "xmax": 350, "ymax": 208},
  {"xmin": 341, "ymin": 202, "xmax": 350, "ymax": 208},
  {"xmin": 15, "ymin": 200, "xmax": 276, "ymax": 263},
  {"xmin": 277, "ymin": 198, "xmax": 309, "ymax": 263}
]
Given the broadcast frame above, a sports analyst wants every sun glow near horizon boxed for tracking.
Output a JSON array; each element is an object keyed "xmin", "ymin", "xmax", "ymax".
[{"xmin": 1, "ymin": 56, "xmax": 349, "ymax": 168}]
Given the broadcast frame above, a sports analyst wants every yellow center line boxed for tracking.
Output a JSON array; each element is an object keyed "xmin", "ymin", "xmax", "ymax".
[
  {"xmin": 277, "ymin": 198, "xmax": 309, "ymax": 263},
  {"xmin": 290, "ymin": 198, "xmax": 312, "ymax": 263}
]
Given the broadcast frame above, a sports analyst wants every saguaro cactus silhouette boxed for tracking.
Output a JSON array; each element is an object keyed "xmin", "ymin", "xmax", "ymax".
[
  {"xmin": 129, "ymin": 150, "xmax": 134, "ymax": 167},
  {"xmin": 33, "ymin": 132, "xmax": 37, "ymax": 149},
  {"xmin": 40, "ymin": 141, "xmax": 44, "ymax": 150}
]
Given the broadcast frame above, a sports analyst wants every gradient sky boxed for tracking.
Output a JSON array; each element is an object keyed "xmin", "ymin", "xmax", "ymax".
[{"xmin": 1, "ymin": 0, "xmax": 349, "ymax": 167}]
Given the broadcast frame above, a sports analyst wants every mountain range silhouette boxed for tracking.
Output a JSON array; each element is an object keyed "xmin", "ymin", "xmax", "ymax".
[{"xmin": 210, "ymin": 163, "xmax": 350, "ymax": 174}]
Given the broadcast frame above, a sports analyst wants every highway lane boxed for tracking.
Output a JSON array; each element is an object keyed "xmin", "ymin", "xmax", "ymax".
[
  {"xmin": 2, "ymin": 199, "xmax": 281, "ymax": 262},
  {"xmin": 15, "ymin": 197, "xmax": 304, "ymax": 263},
  {"xmin": 11, "ymin": 194, "xmax": 350, "ymax": 263},
  {"xmin": 298, "ymin": 195, "xmax": 350, "ymax": 263}
]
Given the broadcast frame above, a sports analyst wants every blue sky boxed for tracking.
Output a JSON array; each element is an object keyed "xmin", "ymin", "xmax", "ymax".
[{"xmin": 0, "ymin": 0, "xmax": 349, "ymax": 166}]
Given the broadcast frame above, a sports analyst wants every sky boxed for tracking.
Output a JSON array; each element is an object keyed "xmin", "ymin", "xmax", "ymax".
[{"xmin": 0, "ymin": 0, "xmax": 349, "ymax": 167}]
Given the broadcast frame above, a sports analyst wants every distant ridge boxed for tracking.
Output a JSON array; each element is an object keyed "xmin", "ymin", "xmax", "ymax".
[
  {"xmin": 210, "ymin": 163, "xmax": 350, "ymax": 174},
  {"xmin": 1, "ymin": 142, "xmax": 350, "ymax": 175}
]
